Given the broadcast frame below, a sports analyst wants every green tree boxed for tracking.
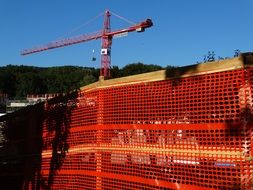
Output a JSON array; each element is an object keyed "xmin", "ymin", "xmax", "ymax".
[
  {"xmin": 121, "ymin": 62, "xmax": 162, "ymax": 77},
  {"xmin": 110, "ymin": 66, "xmax": 122, "ymax": 79},
  {"xmin": 16, "ymin": 72, "xmax": 46, "ymax": 97},
  {"xmin": 0, "ymin": 72, "xmax": 16, "ymax": 97}
]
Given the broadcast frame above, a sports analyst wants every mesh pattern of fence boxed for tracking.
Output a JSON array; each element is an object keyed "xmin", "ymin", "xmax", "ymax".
[{"xmin": 0, "ymin": 53, "xmax": 252, "ymax": 189}]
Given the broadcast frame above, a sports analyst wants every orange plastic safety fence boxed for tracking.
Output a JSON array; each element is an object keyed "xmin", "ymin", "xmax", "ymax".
[
  {"xmin": 38, "ymin": 68, "xmax": 252, "ymax": 190},
  {"xmin": 0, "ymin": 67, "xmax": 252, "ymax": 190}
]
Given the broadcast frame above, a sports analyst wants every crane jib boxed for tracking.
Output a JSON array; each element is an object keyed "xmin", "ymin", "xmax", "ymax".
[{"xmin": 21, "ymin": 18, "xmax": 153, "ymax": 56}]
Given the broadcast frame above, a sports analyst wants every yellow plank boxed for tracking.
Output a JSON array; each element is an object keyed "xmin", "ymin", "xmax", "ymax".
[{"xmin": 81, "ymin": 53, "xmax": 253, "ymax": 91}]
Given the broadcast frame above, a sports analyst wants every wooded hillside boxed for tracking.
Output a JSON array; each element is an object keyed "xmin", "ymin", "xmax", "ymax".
[{"xmin": 0, "ymin": 63, "xmax": 165, "ymax": 98}]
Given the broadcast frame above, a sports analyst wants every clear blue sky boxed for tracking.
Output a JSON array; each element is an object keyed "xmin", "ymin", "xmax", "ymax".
[{"xmin": 0, "ymin": 0, "xmax": 253, "ymax": 68}]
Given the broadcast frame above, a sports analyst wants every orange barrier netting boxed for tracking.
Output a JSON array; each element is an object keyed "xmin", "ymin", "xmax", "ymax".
[{"xmin": 0, "ymin": 56, "xmax": 252, "ymax": 189}]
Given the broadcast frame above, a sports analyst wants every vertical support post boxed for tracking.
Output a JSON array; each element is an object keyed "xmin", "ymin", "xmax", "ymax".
[
  {"xmin": 241, "ymin": 68, "xmax": 253, "ymax": 188},
  {"xmin": 236, "ymin": 66, "xmax": 253, "ymax": 188},
  {"xmin": 96, "ymin": 87, "xmax": 104, "ymax": 190},
  {"xmin": 101, "ymin": 10, "xmax": 112, "ymax": 78}
]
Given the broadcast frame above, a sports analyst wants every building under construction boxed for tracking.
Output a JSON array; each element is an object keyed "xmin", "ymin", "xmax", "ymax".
[{"xmin": 0, "ymin": 53, "xmax": 253, "ymax": 189}]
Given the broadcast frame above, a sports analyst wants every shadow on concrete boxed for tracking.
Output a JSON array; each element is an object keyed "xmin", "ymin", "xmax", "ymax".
[
  {"xmin": 0, "ymin": 103, "xmax": 44, "ymax": 190},
  {"xmin": 0, "ymin": 91, "xmax": 78, "ymax": 190}
]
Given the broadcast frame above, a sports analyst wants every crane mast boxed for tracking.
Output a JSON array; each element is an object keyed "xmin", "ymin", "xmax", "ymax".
[
  {"xmin": 101, "ymin": 10, "xmax": 112, "ymax": 77},
  {"xmin": 21, "ymin": 10, "xmax": 153, "ymax": 78}
]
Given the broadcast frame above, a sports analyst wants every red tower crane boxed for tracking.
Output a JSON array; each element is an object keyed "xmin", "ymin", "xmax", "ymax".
[{"xmin": 21, "ymin": 10, "xmax": 153, "ymax": 78}]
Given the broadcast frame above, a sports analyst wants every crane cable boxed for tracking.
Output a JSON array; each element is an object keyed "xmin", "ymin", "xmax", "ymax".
[
  {"xmin": 110, "ymin": 10, "xmax": 136, "ymax": 25},
  {"xmin": 56, "ymin": 10, "xmax": 137, "ymax": 41},
  {"xmin": 56, "ymin": 11, "xmax": 105, "ymax": 40}
]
